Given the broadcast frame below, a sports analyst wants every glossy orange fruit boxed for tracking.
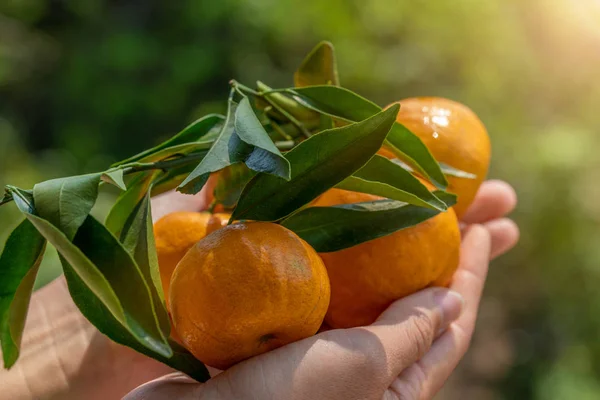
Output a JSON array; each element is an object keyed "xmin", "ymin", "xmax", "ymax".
[
  {"xmin": 313, "ymin": 188, "xmax": 460, "ymax": 329},
  {"xmin": 384, "ymin": 97, "xmax": 491, "ymax": 218},
  {"xmin": 169, "ymin": 222, "xmax": 330, "ymax": 369},
  {"xmin": 153, "ymin": 211, "xmax": 230, "ymax": 306}
]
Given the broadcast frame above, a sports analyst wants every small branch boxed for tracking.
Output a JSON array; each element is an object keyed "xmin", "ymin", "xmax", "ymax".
[
  {"xmin": 229, "ymin": 80, "xmax": 261, "ymax": 97},
  {"xmin": 119, "ymin": 138, "xmax": 295, "ymax": 177},
  {"xmin": 121, "ymin": 152, "xmax": 207, "ymax": 175},
  {"xmin": 0, "ymin": 195, "xmax": 13, "ymax": 207},
  {"xmin": 260, "ymin": 96, "xmax": 312, "ymax": 139},
  {"xmin": 269, "ymin": 119, "xmax": 294, "ymax": 141}
]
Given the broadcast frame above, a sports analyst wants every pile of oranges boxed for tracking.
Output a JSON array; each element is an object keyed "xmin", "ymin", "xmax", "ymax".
[{"xmin": 153, "ymin": 97, "xmax": 490, "ymax": 369}]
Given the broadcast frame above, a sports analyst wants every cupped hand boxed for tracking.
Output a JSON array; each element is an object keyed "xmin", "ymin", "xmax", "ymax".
[{"xmin": 124, "ymin": 180, "xmax": 518, "ymax": 400}]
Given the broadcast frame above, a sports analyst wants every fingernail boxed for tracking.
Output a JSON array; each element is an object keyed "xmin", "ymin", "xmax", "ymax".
[{"xmin": 434, "ymin": 290, "xmax": 464, "ymax": 335}]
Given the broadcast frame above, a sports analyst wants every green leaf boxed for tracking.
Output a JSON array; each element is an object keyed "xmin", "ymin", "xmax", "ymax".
[
  {"xmin": 23, "ymin": 212, "xmax": 171, "ymax": 357},
  {"xmin": 336, "ymin": 155, "xmax": 448, "ymax": 211},
  {"xmin": 102, "ymin": 169, "xmax": 127, "ymax": 190},
  {"xmin": 4, "ymin": 187, "xmax": 34, "ymax": 214},
  {"xmin": 177, "ymin": 99, "xmax": 291, "ymax": 195},
  {"xmin": 234, "ymin": 97, "xmax": 290, "ymax": 179},
  {"xmin": 257, "ymin": 81, "xmax": 320, "ymax": 124},
  {"xmin": 134, "ymin": 141, "xmax": 213, "ymax": 165},
  {"xmin": 231, "ymin": 105, "xmax": 400, "ymax": 222},
  {"xmin": 282, "ymin": 191, "xmax": 457, "ymax": 252},
  {"xmin": 61, "ymin": 262, "xmax": 209, "ymax": 382},
  {"xmin": 289, "ymin": 85, "xmax": 448, "ymax": 188},
  {"xmin": 294, "ymin": 41, "xmax": 339, "ymax": 87},
  {"xmin": 105, "ymin": 172, "xmax": 157, "ymax": 236},
  {"xmin": 120, "ymin": 191, "xmax": 169, "ymax": 335},
  {"xmin": 112, "ymin": 114, "xmax": 224, "ymax": 166},
  {"xmin": 439, "ymin": 162, "xmax": 477, "ymax": 179},
  {"xmin": 150, "ymin": 164, "xmax": 198, "ymax": 197},
  {"xmin": 213, "ymin": 163, "xmax": 256, "ymax": 208},
  {"xmin": 0, "ymin": 220, "xmax": 46, "ymax": 368},
  {"xmin": 33, "ymin": 173, "xmax": 102, "ymax": 240}
]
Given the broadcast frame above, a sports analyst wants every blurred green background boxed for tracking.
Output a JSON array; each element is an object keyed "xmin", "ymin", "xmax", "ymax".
[{"xmin": 2, "ymin": 0, "xmax": 600, "ymax": 398}]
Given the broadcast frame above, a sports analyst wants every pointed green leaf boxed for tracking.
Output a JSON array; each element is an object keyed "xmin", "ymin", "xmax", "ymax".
[
  {"xmin": 33, "ymin": 173, "xmax": 102, "ymax": 240},
  {"xmin": 177, "ymin": 101, "xmax": 239, "ymax": 194},
  {"xmin": 5, "ymin": 187, "xmax": 34, "ymax": 214},
  {"xmin": 120, "ymin": 191, "xmax": 170, "ymax": 336},
  {"xmin": 289, "ymin": 85, "xmax": 448, "ymax": 188},
  {"xmin": 112, "ymin": 114, "xmax": 224, "ymax": 167},
  {"xmin": 23, "ymin": 213, "xmax": 171, "ymax": 357},
  {"xmin": 0, "ymin": 220, "xmax": 46, "ymax": 368},
  {"xmin": 336, "ymin": 155, "xmax": 448, "ymax": 211},
  {"xmin": 213, "ymin": 164, "xmax": 256, "ymax": 208},
  {"xmin": 282, "ymin": 191, "xmax": 457, "ymax": 252},
  {"xmin": 295, "ymin": 41, "xmax": 339, "ymax": 87},
  {"xmin": 150, "ymin": 164, "xmax": 198, "ymax": 197},
  {"xmin": 62, "ymin": 262, "xmax": 209, "ymax": 381},
  {"xmin": 105, "ymin": 172, "xmax": 157, "ymax": 236},
  {"xmin": 234, "ymin": 97, "xmax": 290, "ymax": 179},
  {"xmin": 231, "ymin": 105, "xmax": 399, "ymax": 222},
  {"xmin": 177, "ymin": 99, "xmax": 291, "ymax": 195},
  {"xmin": 102, "ymin": 169, "xmax": 127, "ymax": 190},
  {"xmin": 134, "ymin": 141, "xmax": 213, "ymax": 165}
]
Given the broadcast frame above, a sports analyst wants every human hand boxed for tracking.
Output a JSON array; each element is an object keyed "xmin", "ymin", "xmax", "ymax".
[{"xmin": 124, "ymin": 180, "xmax": 518, "ymax": 400}]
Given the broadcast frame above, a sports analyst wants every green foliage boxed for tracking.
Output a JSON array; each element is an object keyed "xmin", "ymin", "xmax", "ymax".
[
  {"xmin": 294, "ymin": 41, "xmax": 339, "ymax": 87},
  {"xmin": 113, "ymin": 114, "xmax": 224, "ymax": 166},
  {"xmin": 213, "ymin": 164, "xmax": 256, "ymax": 209},
  {"xmin": 33, "ymin": 173, "xmax": 102, "ymax": 240},
  {"xmin": 291, "ymin": 86, "xmax": 448, "ymax": 188},
  {"xmin": 0, "ymin": 219, "xmax": 46, "ymax": 368},
  {"xmin": 283, "ymin": 191, "xmax": 457, "ymax": 252},
  {"xmin": 178, "ymin": 97, "xmax": 291, "ymax": 194},
  {"xmin": 336, "ymin": 155, "xmax": 448, "ymax": 210},
  {"xmin": 105, "ymin": 172, "xmax": 156, "ymax": 235},
  {"xmin": 231, "ymin": 105, "xmax": 400, "ymax": 222},
  {"xmin": 120, "ymin": 191, "xmax": 168, "ymax": 316}
]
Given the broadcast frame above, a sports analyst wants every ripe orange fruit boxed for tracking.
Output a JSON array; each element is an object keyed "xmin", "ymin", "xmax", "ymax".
[
  {"xmin": 385, "ymin": 97, "xmax": 491, "ymax": 218},
  {"xmin": 153, "ymin": 211, "xmax": 230, "ymax": 305},
  {"xmin": 169, "ymin": 222, "xmax": 330, "ymax": 369},
  {"xmin": 313, "ymin": 188, "xmax": 460, "ymax": 329}
]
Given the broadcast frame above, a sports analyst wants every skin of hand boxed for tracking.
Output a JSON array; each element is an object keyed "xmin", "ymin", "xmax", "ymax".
[{"xmin": 0, "ymin": 180, "xmax": 518, "ymax": 400}]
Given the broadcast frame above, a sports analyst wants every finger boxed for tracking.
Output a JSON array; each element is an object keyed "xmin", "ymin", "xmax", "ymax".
[
  {"xmin": 390, "ymin": 225, "xmax": 491, "ymax": 398},
  {"xmin": 484, "ymin": 218, "xmax": 520, "ymax": 259},
  {"xmin": 363, "ymin": 287, "xmax": 464, "ymax": 378},
  {"xmin": 460, "ymin": 180, "xmax": 517, "ymax": 224},
  {"xmin": 123, "ymin": 373, "xmax": 200, "ymax": 400}
]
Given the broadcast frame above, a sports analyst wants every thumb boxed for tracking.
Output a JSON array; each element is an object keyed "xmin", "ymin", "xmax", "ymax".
[
  {"xmin": 123, "ymin": 373, "xmax": 200, "ymax": 400},
  {"xmin": 362, "ymin": 287, "xmax": 464, "ymax": 378}
]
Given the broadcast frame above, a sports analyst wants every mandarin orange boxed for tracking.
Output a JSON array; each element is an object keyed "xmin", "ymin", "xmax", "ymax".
[
  {"xmin": 153, "ymin": 211, "xmax": 230, "ymax": 306},
  {"xmin": 169, "ymin": 222, "xmax": 330, "ymax": 369},
  {"xmin": 313, "ymin": 188, "xmax": 460, "ymax": 329},
  {"xmin": 384, "ymin": 97, "xmax": 490, "ymax": 218}
]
